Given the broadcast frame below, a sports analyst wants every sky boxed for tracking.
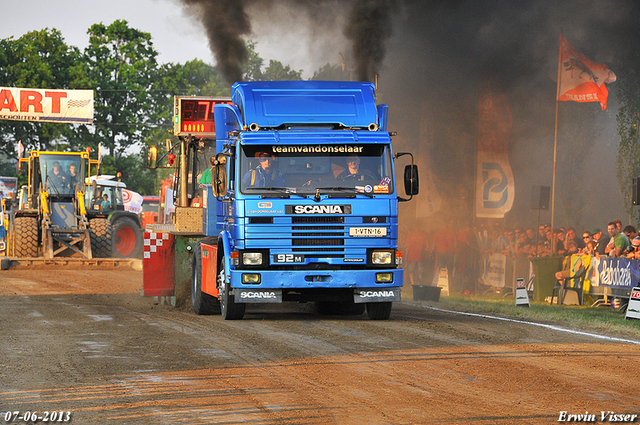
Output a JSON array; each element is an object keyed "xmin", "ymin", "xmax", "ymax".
[
  {"xmin": 2, "ymin": 0, "xmax": 639, "ymax": 231},
  {"xmin": 0, "ymin": 0, "xmax": 343, "ymax": 78}
]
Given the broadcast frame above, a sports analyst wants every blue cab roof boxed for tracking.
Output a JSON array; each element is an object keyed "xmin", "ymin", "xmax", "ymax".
[{"xmin": 231, "ymin": 81, "xmax": 378, "ymax": 129}]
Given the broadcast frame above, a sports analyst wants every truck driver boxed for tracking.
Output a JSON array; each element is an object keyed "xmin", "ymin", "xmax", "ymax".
[{"xmin": 242, "ymin": 151, "xmax": 285, "ymax": 188}]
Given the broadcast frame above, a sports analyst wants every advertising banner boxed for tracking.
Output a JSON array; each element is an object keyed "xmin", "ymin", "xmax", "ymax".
[
  {"xmin": 0, "ymin": 87, "xmax": 93, "ymax": 124},
  {"xmin": 484, "ymin": 253, "xmax": 506, "ymax": 288},
  {"xmin": 476, "ymin": 85, "xmax": 515, "ymax": 218},
  {"xmin": 123, "ymin": 189, "xmax": 143, "ymax": 214},
  {"xmin": 591, "ymin": 257, "xmax": 639, "ymax": 289},
  {"xmin": 476, "ymin": 151, "xmax": 515, "ymax": 218}
]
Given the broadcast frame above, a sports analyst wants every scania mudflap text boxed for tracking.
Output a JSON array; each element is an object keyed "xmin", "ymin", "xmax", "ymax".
[{"xmin": 192, "ymin": 81, "xmax": 418, "ymax": 320}]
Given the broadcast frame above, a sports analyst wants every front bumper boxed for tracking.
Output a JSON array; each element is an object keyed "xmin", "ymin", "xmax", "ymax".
[{"xmin": 229, "ymin": 268, "xmax": 403, "ymax": 303}]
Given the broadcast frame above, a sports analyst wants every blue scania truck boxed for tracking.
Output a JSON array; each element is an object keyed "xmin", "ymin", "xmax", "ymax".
[{"xmin": 180, "ymin": 81, "xmax": 418, "ymax": 320}]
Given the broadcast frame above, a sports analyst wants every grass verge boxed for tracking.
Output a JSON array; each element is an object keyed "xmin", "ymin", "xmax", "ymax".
[{"xmin": 404, "ymin": 292, "xmax": 640, "ymax": 341}]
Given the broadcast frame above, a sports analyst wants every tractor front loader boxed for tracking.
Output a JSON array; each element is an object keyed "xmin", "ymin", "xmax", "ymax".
[{"xmin": 8, "ymin": 151, "xmax": 111, "ymax": 259}]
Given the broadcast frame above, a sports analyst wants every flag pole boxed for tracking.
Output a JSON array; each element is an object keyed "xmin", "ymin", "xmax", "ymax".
[{"xmin": 550, "ymin": 31, "xmax": 563, "ymax": 255}]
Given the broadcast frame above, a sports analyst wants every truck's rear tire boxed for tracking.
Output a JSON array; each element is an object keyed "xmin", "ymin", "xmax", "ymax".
[
  {"xmin": 219, "ymin": 256, "xmax": 245, "ymax": 320},
  {"xmin": 14, "ymin": 217, "xmax": 39, "ymax": 257},
  {"xmin": 111, "ymin": 216, "xmax": 142, "ymax": 258},
  {"xmin": 191, "ymin": 240, "xmax": 221, "ymax": 315},
  {"xmin": 89, "ymin": 218, "xmax": 112, "ymax": 258},
  {"xmin": 366, "ymin": 302, "xmax": 392, "ymax": 320}
]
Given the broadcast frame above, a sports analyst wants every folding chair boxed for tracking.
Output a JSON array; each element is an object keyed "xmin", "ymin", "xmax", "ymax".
[{"xmin": 551, "ymin": 265, "xmax": 588, "ymax": 306}]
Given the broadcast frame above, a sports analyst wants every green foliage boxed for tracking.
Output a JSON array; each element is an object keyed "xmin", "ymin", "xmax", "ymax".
[
  {"xmin": 311, "ymin": 63, "xmax": 346, "ymax": 81},
  {"xmin": 99, "ymin": 153, "xmax": 157, "ymax": 196},
  {"xmin": 242, "ymin": 40, "xmax": 264, "ymax": 82},
  {"xmin": 84, "ymin": 20, "xmax": 159, "ymax": 158},
  {"xmin": 615, "ymin": 49, "xmax": 640, "ymax": 224},
  {"xmin": 242, "ymin": 40, "xmax": 302, "ymax": 81}
]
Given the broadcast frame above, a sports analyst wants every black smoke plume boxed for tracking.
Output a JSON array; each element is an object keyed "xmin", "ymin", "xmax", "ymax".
[
  {"xmin": 180, "ymin": 0, "xmax": 398, "ymax": 84},
  {"xmin": 181, "ymin": 0, "xmax": 252, "ymax": 84},
  {"xmin": 345, "ymin": 0, "xmax": 398, "ymax": 82}
]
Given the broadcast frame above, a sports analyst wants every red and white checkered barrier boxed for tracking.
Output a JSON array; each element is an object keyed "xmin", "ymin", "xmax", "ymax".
[{"xmin": 143, "ymin": 232, "xmax": 170, "ymax": 259}]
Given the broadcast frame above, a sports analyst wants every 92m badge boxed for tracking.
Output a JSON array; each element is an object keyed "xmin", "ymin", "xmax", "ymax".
[{"xmin": 273, "ymin": 254, "xmax": 305, "ymax": 263}]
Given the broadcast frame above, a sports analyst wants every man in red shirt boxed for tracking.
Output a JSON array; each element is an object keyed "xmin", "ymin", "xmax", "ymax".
[
  {"xmin": 432, "ymin": 221, "xmax": 457, "ymax": 291},
  {"xmin": 404, "ymin": 229, "xmax": 428, "ymax": 286}
]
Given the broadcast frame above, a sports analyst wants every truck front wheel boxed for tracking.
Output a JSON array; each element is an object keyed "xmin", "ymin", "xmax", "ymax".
[
  {"xmin": 218, "ymin": 257, "xmax": 245, "ymax": 320},
  {"xmin": 366, "ymin": 302, "xmax": 392, "ymax": 320}
]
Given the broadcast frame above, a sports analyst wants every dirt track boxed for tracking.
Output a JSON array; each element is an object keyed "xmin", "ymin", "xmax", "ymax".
[{"xmin": 1, "ymin": 269, "xmax": 639, "ymax": 424}]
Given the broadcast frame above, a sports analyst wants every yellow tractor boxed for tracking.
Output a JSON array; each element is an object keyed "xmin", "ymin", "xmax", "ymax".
[{"xmin": 7, "ymin": 150, "xmax": 111, "ymax": 258}]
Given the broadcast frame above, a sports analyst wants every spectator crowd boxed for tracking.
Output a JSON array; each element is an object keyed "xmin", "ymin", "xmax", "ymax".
[{"xmin": 401, "ymin": 218, "xmax": 640, "ymax": 294}]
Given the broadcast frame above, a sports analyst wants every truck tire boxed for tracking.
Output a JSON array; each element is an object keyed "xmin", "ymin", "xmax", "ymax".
[
  {"xmin": 191, "ymin": 240, "xmax": 221, "ymax": 315},
  {"xmin": 366, "ymin": 302, "xmax": 392, "ymax": 320},
  {"xmin": 89, "ymin": 218, "xmax": 112, "ymax": 258},
  {"xmin": 219, "ymin": 256, "xmax": 245, "ymax": 320},
  {"xmin": 14, "ymin": 217, "xmax": 39, "ymax": 257},
  {"xmin": 111, "ymin": 216, "xmax": 142, "ymax": 258}
]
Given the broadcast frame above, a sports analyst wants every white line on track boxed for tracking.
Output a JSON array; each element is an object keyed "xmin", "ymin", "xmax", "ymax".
[{"xmin": 418, "ymin": 304, "xmax": 640, "ymax": 346}]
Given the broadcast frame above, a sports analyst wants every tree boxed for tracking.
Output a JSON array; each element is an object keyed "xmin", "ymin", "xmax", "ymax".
[
  {"xmin": 311, "ymin": 63, "xmax": 346, "ymax": 81},
  {"xmin": 83, "ymin": 20, "xmax": 159, "ymax": 158},
  {"xmin": 242, "ymin": 41, "xmax": 302, "ymax": 81}
]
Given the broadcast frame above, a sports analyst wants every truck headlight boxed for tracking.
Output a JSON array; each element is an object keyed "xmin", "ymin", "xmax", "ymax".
[
  {"xmin": 376, "ymin": 273, "xmax": 393, "ymax": 283},
  {"xmin": 242, "ymin": 252, "xmax": 263, "ymax": 266},
  {"xmin": 371, "ymin": 250, "xmax": 392, "ymax": 265}
]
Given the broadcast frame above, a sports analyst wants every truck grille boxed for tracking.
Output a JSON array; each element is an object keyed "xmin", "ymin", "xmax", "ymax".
[
  {"xmin": 245, "ymin": 214, "xmax": 386, "ymax": 262},
  {"xmin": 292, "ymin": 238, "xmax": 344, "ymax": 246},
  {"xmin": 292, "ymin": 216, "xmax": 344, "ymax": 224}
]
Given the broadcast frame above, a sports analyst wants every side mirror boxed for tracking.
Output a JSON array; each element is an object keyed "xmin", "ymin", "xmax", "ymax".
[
  {"xmin": 404, "ymin": 164, "xmax": 419, "ymax": 196},
  {"xmin": 147, "ymin": 146, "xmax": 158, "ymax": 169},
  {"xmin": 212, "ymin": 153, "xmax": 228, "ymax": 198}
]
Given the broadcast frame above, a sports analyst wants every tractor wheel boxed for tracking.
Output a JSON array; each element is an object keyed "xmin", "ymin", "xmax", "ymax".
[
  {"xmin": 89, "ymin": 218, "xmax": 112, "ymax": 258},
  {"xmin": 14, "ymin": 217, "xmax": 39, "ymax": 257},
  {"xmin": 191, "ymin": 240, "xmax": 221, "ymax": 315},
  {"xmin": 111, "ymin": 216, "xmax": 143, "ymax": 258}
]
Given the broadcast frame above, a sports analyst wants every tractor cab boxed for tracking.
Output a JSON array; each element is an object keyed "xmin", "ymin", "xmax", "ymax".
[{"xmin": 85, "ymin": 175, "xmax": 126, "ymax": 214}]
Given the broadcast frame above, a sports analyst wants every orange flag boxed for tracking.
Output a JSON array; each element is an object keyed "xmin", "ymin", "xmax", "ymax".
[{"xmin": 558, "ymin": 36, "xmax": 616, "ymax": 110}]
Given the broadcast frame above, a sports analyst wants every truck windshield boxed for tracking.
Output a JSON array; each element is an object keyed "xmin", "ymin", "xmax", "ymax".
[
  {"xmin": 39, "ymin": 154, "xmax": 85, "ymax": 196},
  {"xmin": 239, "ymin": 144, "xmax": 394, "ymax": 195}
]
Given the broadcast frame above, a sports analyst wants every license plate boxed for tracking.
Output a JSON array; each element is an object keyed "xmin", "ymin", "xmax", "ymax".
[
  {"xmin": 349, "ymin": 227, "xmax": 387, "ymax": 237},
  {"xmin": 273, "ymin": 254, "xmax": 305, "ymax": 263}
]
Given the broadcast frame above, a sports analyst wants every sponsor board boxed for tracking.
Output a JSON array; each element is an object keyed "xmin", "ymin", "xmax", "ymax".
[
  {"xmin": 235, "ymin": 289, "xmax": 283, "ymax": 303},
  {"xmin": 593, "ymin": 257, "xmax": 638, "ymax": 289},
  {"xmin": 0, "ymin": 87, "xmax": 93, "ymax": 124},
  {"xmin": 515, "ymin": 277, "xmax": 530, "ymax": 307},
  {"xmin": 625, "ymin": 287, "xmax": 640, "ymax": 320},
  {"xmin": 353, "ymin": 288, "xmax": 401, "ymax": 303}
]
